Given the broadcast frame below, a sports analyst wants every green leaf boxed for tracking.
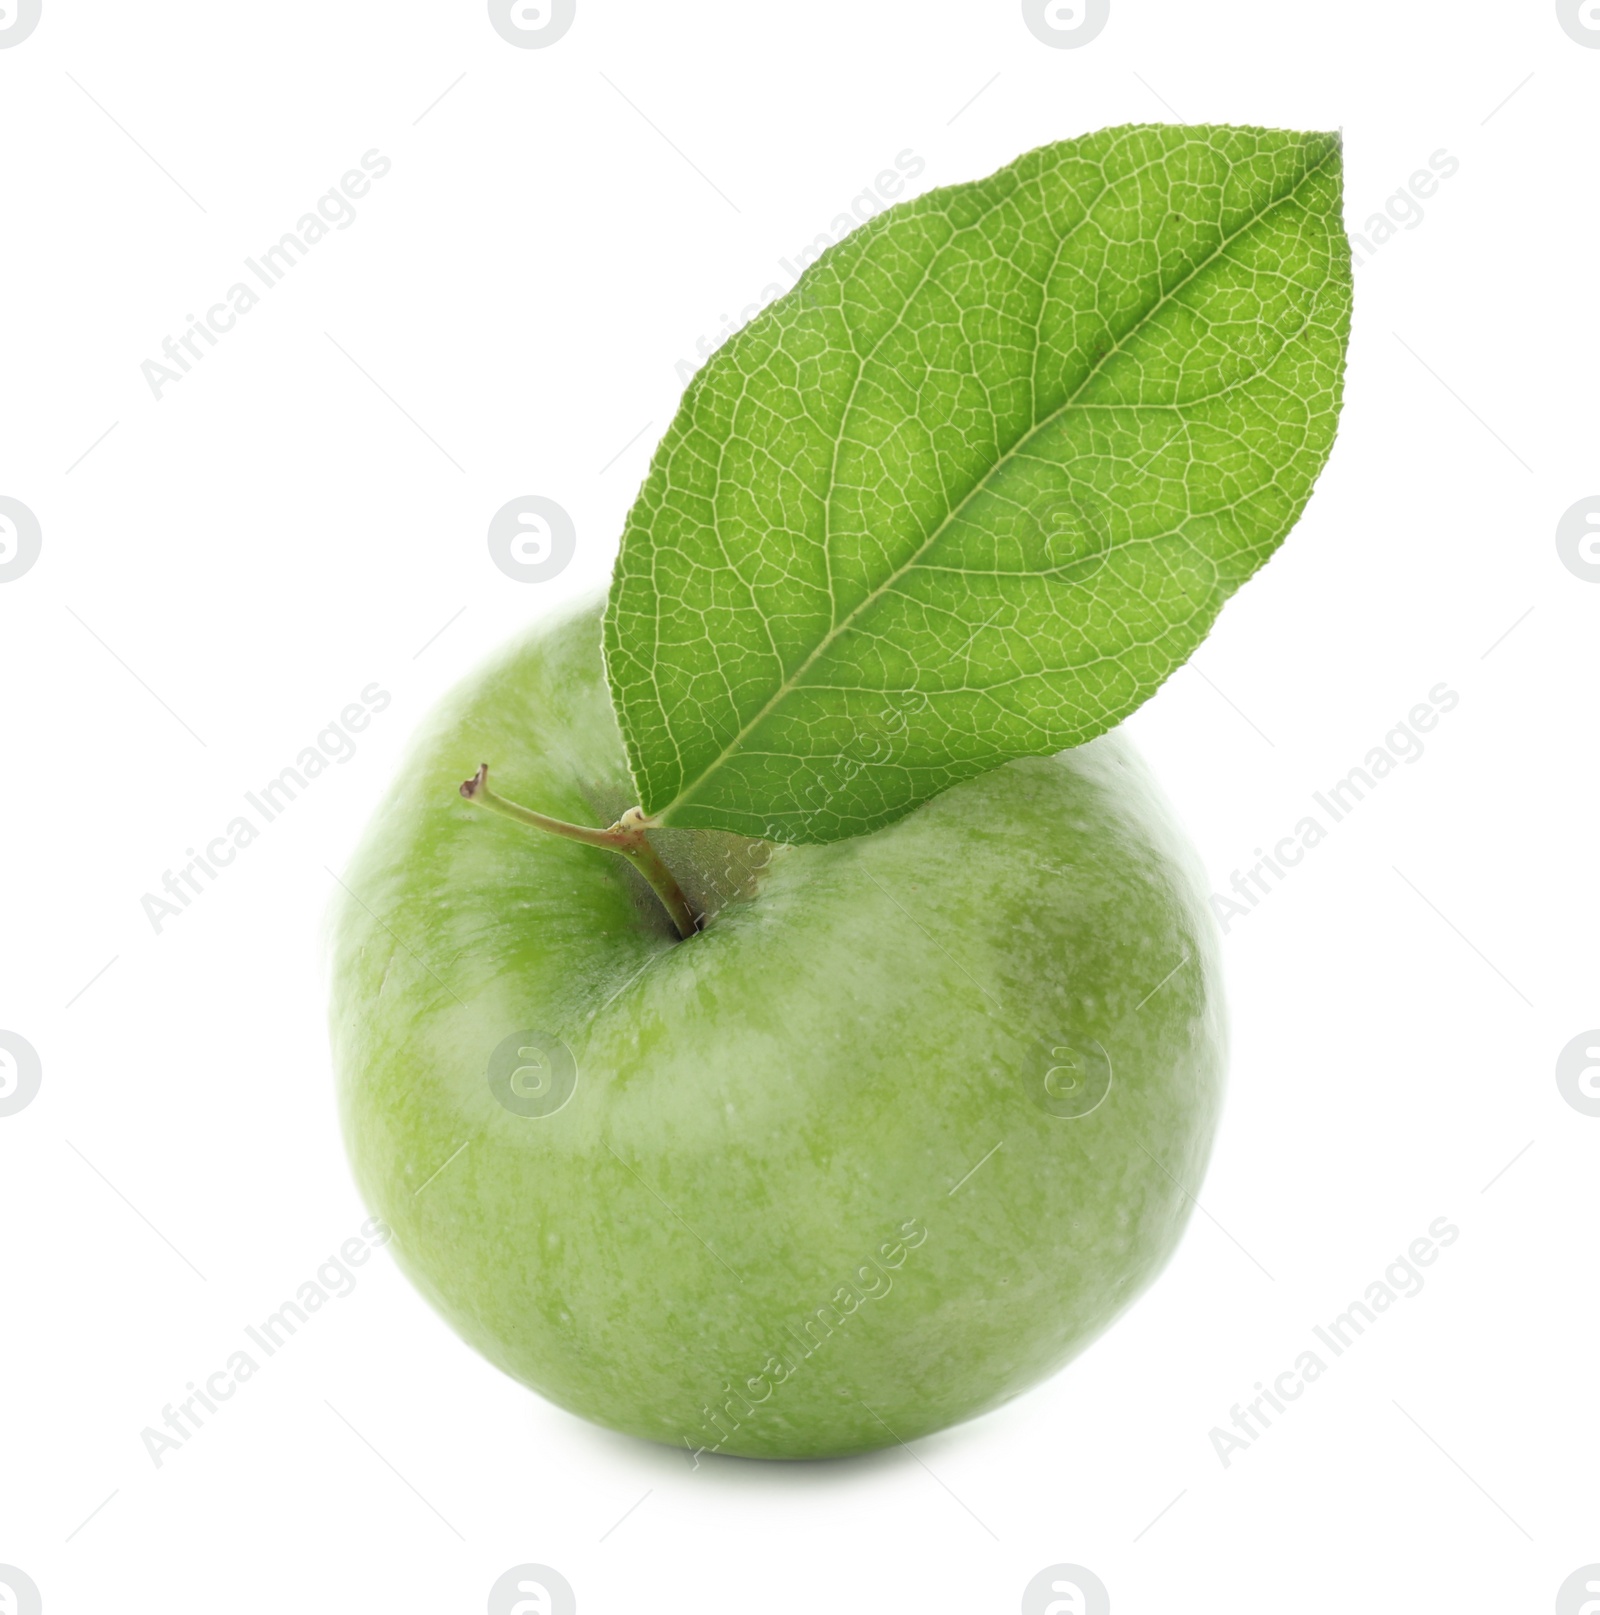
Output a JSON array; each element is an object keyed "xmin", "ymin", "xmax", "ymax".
[{"xmin": 604, "ymin": 124, "xmax": 1352, "ymax": 843}]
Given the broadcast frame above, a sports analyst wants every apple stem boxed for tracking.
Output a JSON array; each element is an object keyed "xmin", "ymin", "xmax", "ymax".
[{"xmin": 459, "ymin": 764, "xmax": 700, "ymax": 940}]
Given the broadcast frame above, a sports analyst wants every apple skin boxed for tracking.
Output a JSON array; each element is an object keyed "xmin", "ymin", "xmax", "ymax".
[{"xmin": 330, "ymin": 599, "xmax": 1225, "ymax": 1459}]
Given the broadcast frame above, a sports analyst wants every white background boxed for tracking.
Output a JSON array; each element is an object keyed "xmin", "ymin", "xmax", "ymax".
[{"xmin": 2, "ymin": 2, "xmax": 1596, "ymax": 1611}]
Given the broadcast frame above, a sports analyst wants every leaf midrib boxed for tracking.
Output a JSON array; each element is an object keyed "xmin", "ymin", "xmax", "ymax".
[{"xmin": 654, "ymin": 139, "xmax": 1339, "ymax": 824}]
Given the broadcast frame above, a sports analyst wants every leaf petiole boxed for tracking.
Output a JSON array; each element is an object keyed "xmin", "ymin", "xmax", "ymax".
[{"xmin": 459, "ymin": 765, "xmax": 700, "ymax": 940}]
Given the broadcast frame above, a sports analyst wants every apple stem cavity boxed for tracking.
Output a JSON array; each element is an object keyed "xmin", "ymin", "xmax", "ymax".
[{"xmin": 459, "ymin": 764, "xmax": 700, "ymax": 939}]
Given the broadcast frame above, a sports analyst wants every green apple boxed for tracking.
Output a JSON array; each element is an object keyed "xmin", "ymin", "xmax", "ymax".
[{"xmin": 330, "ymin": 599, "xmax": 1225, "ymax": 1459}]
